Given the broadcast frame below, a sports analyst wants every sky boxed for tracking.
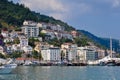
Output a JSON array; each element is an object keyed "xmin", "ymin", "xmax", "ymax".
[{"xmin": 11, "ymin": 0, "xmax": 120, "ymax": 39}]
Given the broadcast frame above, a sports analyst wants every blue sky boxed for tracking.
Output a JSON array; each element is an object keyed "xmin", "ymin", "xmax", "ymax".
[{"xmin": 11, "ymin": 0, "xmax": 120, "ymax": 39}]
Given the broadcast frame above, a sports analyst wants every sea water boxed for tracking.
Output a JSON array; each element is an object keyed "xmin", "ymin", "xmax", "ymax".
[{"xmin": 0, "ymin": 66, "xmax": 119, "ymax": 80}]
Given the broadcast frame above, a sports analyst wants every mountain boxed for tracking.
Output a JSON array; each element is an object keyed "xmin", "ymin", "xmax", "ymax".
[
  {"xmin": 79, "ymin": 30, "xmax": 120, "ymax": 53},
  {"xmin": 0, "ymin": 0, "xmax": 75, "ymax": 31},
  {"xmin": 0, "ymin": 0, "xmax": 120, "ymax": 52}
]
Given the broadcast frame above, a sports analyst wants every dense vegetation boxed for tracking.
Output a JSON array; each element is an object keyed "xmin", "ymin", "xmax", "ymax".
[{"xmin": 0, "ymin": 0, "xmax": 75, "ymax": 31}]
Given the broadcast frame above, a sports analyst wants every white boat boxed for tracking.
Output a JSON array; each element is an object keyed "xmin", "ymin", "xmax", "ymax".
[
  {"xmin": 0, "ymin": 63, "xmax": 17, "ymax": 74},
  {"xmin": 23, "ymin": 60, "xmax": 32, "ymax": 66}
]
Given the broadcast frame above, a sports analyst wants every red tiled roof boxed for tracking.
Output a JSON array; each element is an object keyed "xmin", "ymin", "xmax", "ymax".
[{"xmin": 16, "ymin": 57, "xmax": 37, "ymax": 61}]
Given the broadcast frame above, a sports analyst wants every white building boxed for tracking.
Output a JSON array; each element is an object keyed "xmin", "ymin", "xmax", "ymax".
[
  {"xmin": 9, "ymin": 30, "xmax": 18, "ymax": 38},
  {"xmin": 62, "ymin": 32, "xmax": 73, "ymax": 40},
  {"xmin": 41, "ymin": 30, "xmax": 56, "ymax": 40},
  {"xmin": 61, "ymin": 43, "xmax": 77, "ymax": 62},
  {"xmin": 77, "ymin": 47, "xmax": 99, "ymax": 62},
  {"xmin": 4, "ymin": 37, "xmax": 13, "ymax": 43},
  {"xmin": 50, "ymin": 24, "xmax": 64, "ymax": 31},
  {"xmin": 22, "ymin": 21, "xmax": 39, "ymax": 38},
  {"xmin": 85, "ymin": 48, "xmax": 98, "ymax": 61},
  {"xmin": 41, "ymin": 47, "xmax": 61, "ymax": 62},
  {"xmin": 37, "ymin": 23, "xmax": 43, "ymax": 28},
  {"xmin": 5, "ymin": 44, "xmax": 13, "ymax": 54},
  {"xmin": 34, "ymin": 42, "xmax": 50, "ymax": 53},
  {"xmin": 1, "ymin": 30, "xmax": 9, "ymax": 38},
  {"xmin": 18, "ymin": 35, "xmax": 28, "ymax": 48},
  {"xmin": 12, "ymin": 44, "xmax": 21, "ymax": 52},
  {"xmin": 23, "ymin": 46, "xmax": 33, "ymax": 54},
  {"xmin": 23, "ymin": 20, "xmax": 37, "ymax": 26},
  {"xmin": 77, "ymin": 47, "xmax": 86, "ymax": 61}
]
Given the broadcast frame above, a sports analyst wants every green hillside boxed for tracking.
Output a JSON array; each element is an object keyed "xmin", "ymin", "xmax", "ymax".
[
  {"xmin": 1, "ymin": 0, "xmax": 119, "ymax": 52},
  {"xmin": 0, "ymin": 0, "xmax": 75, "ymax": 31},
  {"xmin": 79, "ymin": 30, "xmax": 120, "ymax": 53}
]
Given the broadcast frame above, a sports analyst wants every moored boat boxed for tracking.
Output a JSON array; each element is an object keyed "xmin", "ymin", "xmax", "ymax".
[{"xmin": 0, "ymin": 63, "xmax": 17, "ymax": 74}]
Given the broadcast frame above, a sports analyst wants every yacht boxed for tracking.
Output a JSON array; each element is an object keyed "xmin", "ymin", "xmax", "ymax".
[{"xmin": 0, "ymin": 63, "xmax": 17, "ymax": 74}]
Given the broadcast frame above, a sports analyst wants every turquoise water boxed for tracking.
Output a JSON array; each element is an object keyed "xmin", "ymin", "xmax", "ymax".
[{"xmin": 0, "ymin": 66, "xmax": 120, "ymax": 80}]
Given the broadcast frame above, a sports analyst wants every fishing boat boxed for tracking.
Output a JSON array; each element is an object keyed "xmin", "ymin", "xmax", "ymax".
[{"xmin": 0, "ymin": 63, "xmax": 17, "ymax": 74}]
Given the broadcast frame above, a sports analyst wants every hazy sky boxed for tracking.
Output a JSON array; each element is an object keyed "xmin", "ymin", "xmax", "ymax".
[{"xmin": 11, "ymin": 0, "xmax": 120, "ymax": 39}]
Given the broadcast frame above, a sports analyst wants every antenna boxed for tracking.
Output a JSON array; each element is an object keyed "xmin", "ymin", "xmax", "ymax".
[
  {"xmin": 119, "ymin": 40, "xmax": 120, "ymax": 52},
  {"xmin": 110, "ymin": 37, "xmax": 112, "ymax": 58}
]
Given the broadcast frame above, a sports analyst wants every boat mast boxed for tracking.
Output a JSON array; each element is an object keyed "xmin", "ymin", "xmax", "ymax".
[{"xmin": 110, "ymin": 37, "xmax": 112, "ymax": 58}]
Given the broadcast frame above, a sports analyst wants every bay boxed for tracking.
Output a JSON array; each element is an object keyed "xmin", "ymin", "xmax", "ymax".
[{"xmin": 0, "ymin": 66, "xmax": 120, "ymax": 80}]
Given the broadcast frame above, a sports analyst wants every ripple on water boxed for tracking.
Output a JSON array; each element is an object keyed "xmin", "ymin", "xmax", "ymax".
[{"xmin": 0, "ymin": 66, "xmax": 120, "ymax": 80}]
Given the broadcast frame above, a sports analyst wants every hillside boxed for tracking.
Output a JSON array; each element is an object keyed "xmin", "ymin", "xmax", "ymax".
[
  {"xmin": 1, "ymin": 0, "xmax": 119, "ymax": 52},
  {"xmin": 0, "ymin": 0, "xmax": 75, "ymax": 31},
  {"xmin": 79, "ymin": 30, "xmax": 120, "ymax": 53}
]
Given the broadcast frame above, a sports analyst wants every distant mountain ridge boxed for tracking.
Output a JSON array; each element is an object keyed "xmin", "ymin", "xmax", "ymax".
[{"xmin": 79, "ymin": 30, "xmax": 120, "ymax": 53}]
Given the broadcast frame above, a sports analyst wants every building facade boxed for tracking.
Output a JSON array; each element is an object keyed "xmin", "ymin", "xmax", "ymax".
[
  {"xmin": 22, "ymin": 25, "xmax": 39, "ymax": 38},
  {"xmin": 18, "ymin": 35, "xmax": 28, "ymax": 48},
  {"xmin": 41, "ymin": 47, "xmax": 61, "ymax": 62},
  {"xmin": 61, "ymin": 43, "xmax": 77, "ymax": 62},
  {"xmin": 77, "ymin": 47, "xmax": 86, "ymax": 62},
  {"xmin": 85, "ymin": 49, "xmax": 98, "ymax": 61}
]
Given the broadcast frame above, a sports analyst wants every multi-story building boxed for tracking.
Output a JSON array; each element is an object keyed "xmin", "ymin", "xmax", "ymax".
[
  {"xmin": 9, "ymin": 30, "xmax": 19, "ymax": 39},
  {"xmin": 22, "ymin": 21, "xmax": 39, "ymax": 38},
  {"xmin": 12, "ymin": 44, "xmax": 21, "ymax": 52},
  {"xmin": 61, "ymin": 43, "xmax": 78, "ymax": 62},
  {"xmin": 41, "ymin": 30, "xmax": 56, "ymax": 40},
  {"xmin": 97, "ymin": 49, "xmax": 106, "ymax": 59},
  {"xmin": 5, "ymin": 44, "xmax": 13, "ymax": 54},
  {"xmin": 38, "ymin": 22, "xmax": 64, "ymax": 31},
  {"xmin": 41, "ymin": 47, "xmax": 61, "ymax": 62},
  {"xmin": 77, "ymin": 47, "xmax": 86, "ymax": 62},
  {"xmin": 34, "ymin": 42, "xmax": 51, "ymax": 53},
  {"xmin": 22, "ymin": 25, "xmax": 39, "ymax": 38},
  {"xmin": 18, "ymin": 35, "xmax": 28, "ymax": 49},
  {"xmin": 23, "ymin": 46, "xmax": 33, "ymax": 54},
  {"xmin": 1, "ymin": 30, "xmax": 9, "ymax": 38},
  {"xmin": 85, "ymin": 49, "xmax": 98, "ymax": 61},
  {"xmin": 62, "ymin": 32, "xmax": 73, "ymax": 40}
]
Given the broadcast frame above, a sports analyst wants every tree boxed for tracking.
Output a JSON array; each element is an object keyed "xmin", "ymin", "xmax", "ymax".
[
  {"xmin": 38, "ymin": 52, "xmax": 43, "ymax": 61},
  {"xmin": 15, "ymin": 27, "xmax": 22, "ymax": 31},
  {"xmin": 39, "ymin": 32, "xmax": 46, "ymax": 41},
  {"xmin": 9, "ymin": 51, "xmax": 22, "ymax": 58},
  {"xmin": 74, "ymin": 37, "xmax": 88, "ymax": 47},
  {"xmin": 32, "ymin": 50, "xmax": 38, "ymax": 59},
  {"xmin": 0, "ymin": 23, "xmax": 2, "ymax": 28},
  {"xmin": 28, "ymin": 37, "xmax": 39, "ymax": 48},
  {"xmin": 32, "ymin": 50, "xmax": 43, "ymax": 60},
  {"xmin": 0, "ymin": 53, "xmax": 6, "ymax": 59},
  {"xmin": 13, "ymin": 37, "xmax": 20, "ymax": 44},
  {"xmin": 47, "ymin": 38, "xmax": 60, "ymax": 47},
  {"xmin": 59, "ymin": 38, "xmax": 72, "ymax": 43}
]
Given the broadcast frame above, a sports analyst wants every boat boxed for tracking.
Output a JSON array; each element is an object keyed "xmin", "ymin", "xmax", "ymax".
[
  {"xmin": 0, "ymin": 63, "xmax": 17, "ymax": 74},
  {"xmin": 23, "ymin": 60, "xmax": 32, "ymax": 66}
]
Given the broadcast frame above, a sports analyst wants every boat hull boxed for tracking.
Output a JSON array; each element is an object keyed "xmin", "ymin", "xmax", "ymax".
[
  {"xmin": 0, "ymin": 64, "xmax": 17, "ymax": 74},
  {"xmin": 0, "ymin": 68, "xmax": 13, "ymax": 74}
]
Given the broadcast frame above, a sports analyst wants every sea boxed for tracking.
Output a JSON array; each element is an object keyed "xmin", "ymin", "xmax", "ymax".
[{"xmin": 0, "ymin": 66, "xmax": 120, "ymax": 80}]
